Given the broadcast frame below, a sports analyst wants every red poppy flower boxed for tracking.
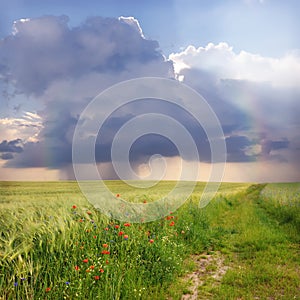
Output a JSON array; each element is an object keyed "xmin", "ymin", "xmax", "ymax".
[
  {"xmin": 103, "ymin": 243, "xmax": 108, "ymax": 248},
  {"xmin": 124, "ymin": 235, "xmax": 129, "ymax": 240},
  {"xmin": 169, "ymin": 221, "xmax": 175, "ymax": 226},
  {"xmin": 105, "ymin": 260, "xmax": 109, "ymax": 264},
  {"xmin": 166, "ymin": 216, "xmax": 172, "ymax": 220},
  {"xmin": 87, "ymin": 211, "xmax": 92, "ymax": 215},
  {"xmin": 74, "ymin": 265, "xmax": 79, "ymax": 271},
  {"xmin": 118, "ymin": 231, "xmax": 124, "ymax": 236},
  {"xmin": 72, "ymin": 205, "xmax": 77, "ymax": 209},
  {"xmin": 45, "ymin": 287, "xmax": 51, "ymax": 292},
  {"xmin": 94, "ymin": 276, "xmax": 100, "ymax": 280},
  {"xmin": 114, "ymin": 225, "xmax": 120, "ymax": 229},
  {"xmin": 93, "ymin": 235, "xmax": 97, "ymax": 239},
  {"xmin": 83, "ymin": 259, "xmax": 88, "ymax": 263},
  {"xmin": 101, "ymin": 250, "xmax": 110, "ymax": 255},
  {"xmin": 143, "ymin": 200, "xmax": 147, "ymax": 203},
  {"xmin": 90, "ymin": 265, "xmax": 95, "ymax": 270},
  {"xmin": 99, "ymin": 268, "xmax": 104, "ymax": 273},
  {"xmin": 149, "ymin": 239, "xmax": 154, "ymax": 243},
  {"xmin": 104, "ymin": 227, "xmax": 109, "ymax": 231},
  {"xmin": 116, "ymin": 194, "xmax": 120, "ymax": 197},
  {"xmin": 124, "ymin": 223, "xmax": 131, "ymax": 227}
]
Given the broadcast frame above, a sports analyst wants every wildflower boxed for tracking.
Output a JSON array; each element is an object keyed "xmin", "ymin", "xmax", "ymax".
[
  {"xmin": 105, "ymin": 260, "xmax": 109, "ymax": 264},
  {"xmin": 169, "ymin": 221, "xmax": 175, "ymax": 226},
  {"xmin": 99, "ymin": 268, "xmax": 104, "ymax": 273},
  {"xmin": 149, "ymin": 239, "xmax": 154, "ymax": 243},
  {"xmin": 166, "ymin": 216, "xmax": 172, "ymax": 220},
  {"xmin": 94, "ymin": 276, "xmax": 100, "ymax": 280},
  {"xmin": 86, "ymin": 269, "xmax": 90, "ymax": 273},
  {"xmin": 116, "ymin": 194, "xmax": 120, "ymax": 197},
  {"xmin": 93, "ymin": 235, "xmax": 97, "ymax": 239},
  {"xmin": 72, "ymin": 205, "xmax": 77, "ymax": 209},
  {"xmin": 181, "ymin": 230, "xmax": 185, "ymax": 234},
  {"xmin": 45, "ymin": 287, "xmax": 51, "ymax": 292},
  {"xmin": 90, "ymin": 265, "xmax": 95, "ymax": 270},
  {"xmin": 101, "ymin": 250, "xmax": 110, "ymax": 255},
  {"xmin": 21, "ymin": 278, "xmax": 26, "ymax": 281},
  {"xmin": 14, "ymin": 282, "xmax": 18, "ymax": 287},
  {"xmin": 83, "ymin": 259, "xmax": 88, "ymax": 263},
  {"xmin": 124, "ymin": 234, "xmax": 129, "ymax": 240},
  {"xmin": 104, "ymin": 227, "xmax": 109, "ymax": 231},
  {"xmin": 143, "ymin": 200, "xmax": 147, "ymax": 203},
  {"xmin": 65, "ymin": 281, "xmax": 70, "ymax": 285},
  {"xmin": 103, "ymin": 243, "xmax": 108, "ymax": 248},
  {"xmin": 114, "ymin": 225, "xmax": 120, "ymax": 229},
  {"xmin": 124, "ymin": 223, "xmax": 131, "ymax": 227},
  {"xmin": 79, "ymin": 219, "xmax": 83, "ymax": 223},
  {"xmin": 75, "ymin": 266, "xmax": 80, "ymax": 271},
  {"xmin": 87, "ymin": 211, "xmax": 92, "ymax": 215},
  {"xmin": 118, "ymin": 231, "xmax": 124, "ymax": 236}
]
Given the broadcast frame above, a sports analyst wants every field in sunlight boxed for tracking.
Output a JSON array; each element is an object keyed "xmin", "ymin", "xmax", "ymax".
[{"xmin": 0, "ymin": 181, "xmax": 299, "ymax": 299}]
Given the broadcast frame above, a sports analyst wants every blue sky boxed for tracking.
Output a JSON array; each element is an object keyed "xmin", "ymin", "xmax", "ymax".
[
  {"xmin": 0, "ymin": 0, "xmax": 299, "ymax": 182},
  {"xmin": 1, "ymin": 0, "xmax": 300, "ymax": 56}
]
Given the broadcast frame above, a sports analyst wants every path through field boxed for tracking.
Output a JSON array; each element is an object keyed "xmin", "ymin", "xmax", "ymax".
[
  {"xmin": 176, "ymin": 184, "xmax": 300, "ymax": 299},
  {"xmin": 181, "ymin": 252, "xmax": 228, "ymax": 300}
]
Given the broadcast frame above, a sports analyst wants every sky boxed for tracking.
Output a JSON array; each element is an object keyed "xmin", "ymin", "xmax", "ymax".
[{"xmin": 0, "ymin": 0, "xmax": 299, "ymax": 182}]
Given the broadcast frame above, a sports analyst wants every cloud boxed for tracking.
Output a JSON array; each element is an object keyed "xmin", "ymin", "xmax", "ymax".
[
  {"xmin": 170, "ymin": 42, "xmax": 300, "ymax": 88},
  {"xmin": 0, "ymin": 139, "xmax": 23, "ymax": 153},
  {"xmin": 0, "ymin": 15, "xmax": 174, "ymax": 175},
  {"xmin": 0, "ymin": 138, "xmax": 23, "ymax": 161},
  {"xmin": 118, "ymin": 16, "xmax": 145, "ymax": 38},
  {"xmin": 1, "ymin": 16, "xmax": 299, "ymax": 181},
  {"xmin": 0, "ymin": 15, "xmax": 172, "ymax": 97},
  {"xmin": 169, "ymin": 42, "xmax": 300, "ymax": 172},
  {"xmin": 0, "ymin": 112, "xmax": 42, "ymax": 142},
  {"xmin": 1, "ymin": 153, "xmax": 14, "ymax": 160}
]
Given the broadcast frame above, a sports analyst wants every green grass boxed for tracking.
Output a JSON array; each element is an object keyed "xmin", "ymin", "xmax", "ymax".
[{"xmin": 0, "ymin": 181, "xmax": 299, "ymax": 299}]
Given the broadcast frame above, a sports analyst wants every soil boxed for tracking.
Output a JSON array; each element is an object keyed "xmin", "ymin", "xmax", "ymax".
[{"xmin": 181, "ymin": 251, "xmax": 229, "ymax": 300}]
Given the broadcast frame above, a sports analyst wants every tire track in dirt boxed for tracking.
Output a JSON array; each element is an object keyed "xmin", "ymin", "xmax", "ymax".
[{"xmin": 181, "ymin": 251, "xmax": 229, "ymax": 300}]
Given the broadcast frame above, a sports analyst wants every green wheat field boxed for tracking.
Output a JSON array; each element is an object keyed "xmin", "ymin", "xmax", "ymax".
[{"xmin": 0, "ymin": 181, "xmax": 299, "ymax": 299}]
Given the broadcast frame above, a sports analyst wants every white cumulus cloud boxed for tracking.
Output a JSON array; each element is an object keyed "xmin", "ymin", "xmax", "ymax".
[{"xmin": 169, "ymin": 42, "xmax": 300, "ymax": 88}]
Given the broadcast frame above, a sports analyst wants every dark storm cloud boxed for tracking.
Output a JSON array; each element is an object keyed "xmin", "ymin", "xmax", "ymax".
[
  {"xmin": 261, "ymin": 139, "xmax": 290, "ymax": 157},
  {"xmin": 225, "ymin": 135, "xmax": 254, "ymax": 162},
  {"xmin": 0, "ymin": 139, "xmax": 23, "ymax": 153},
  {"xmin": 0, "ymin": 15, "xmax": 175, "ymax": 171},
  {"xmin": 1, "ymin": 153, "xmax": 14, "ymax": 160},
  {"xmin": 2, "ymin": 14, "xmax": 298, "ymax": 178},
  {"xmin": 178, "ymin": 68, "xmax": 251, "ymax": 135},
  {"xmin": 178, "ymin": 66, "xmax": 300, "ymax": 164},
  {"xmin": 93, "ymin": 99, "xmax": 212, "ymax": 163},
  {"xmin": 0, "ymin": 15, "xmax": 169, "ymax": 96},
  {"xmin": 0, "ymin": 139, "xmax": 23, "ymax": 162}
]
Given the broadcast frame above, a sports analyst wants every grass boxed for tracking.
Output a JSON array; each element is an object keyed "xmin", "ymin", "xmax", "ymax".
[{"xmin": 0, "ymin": 181, "xmax": 299, "ymax": 299}]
